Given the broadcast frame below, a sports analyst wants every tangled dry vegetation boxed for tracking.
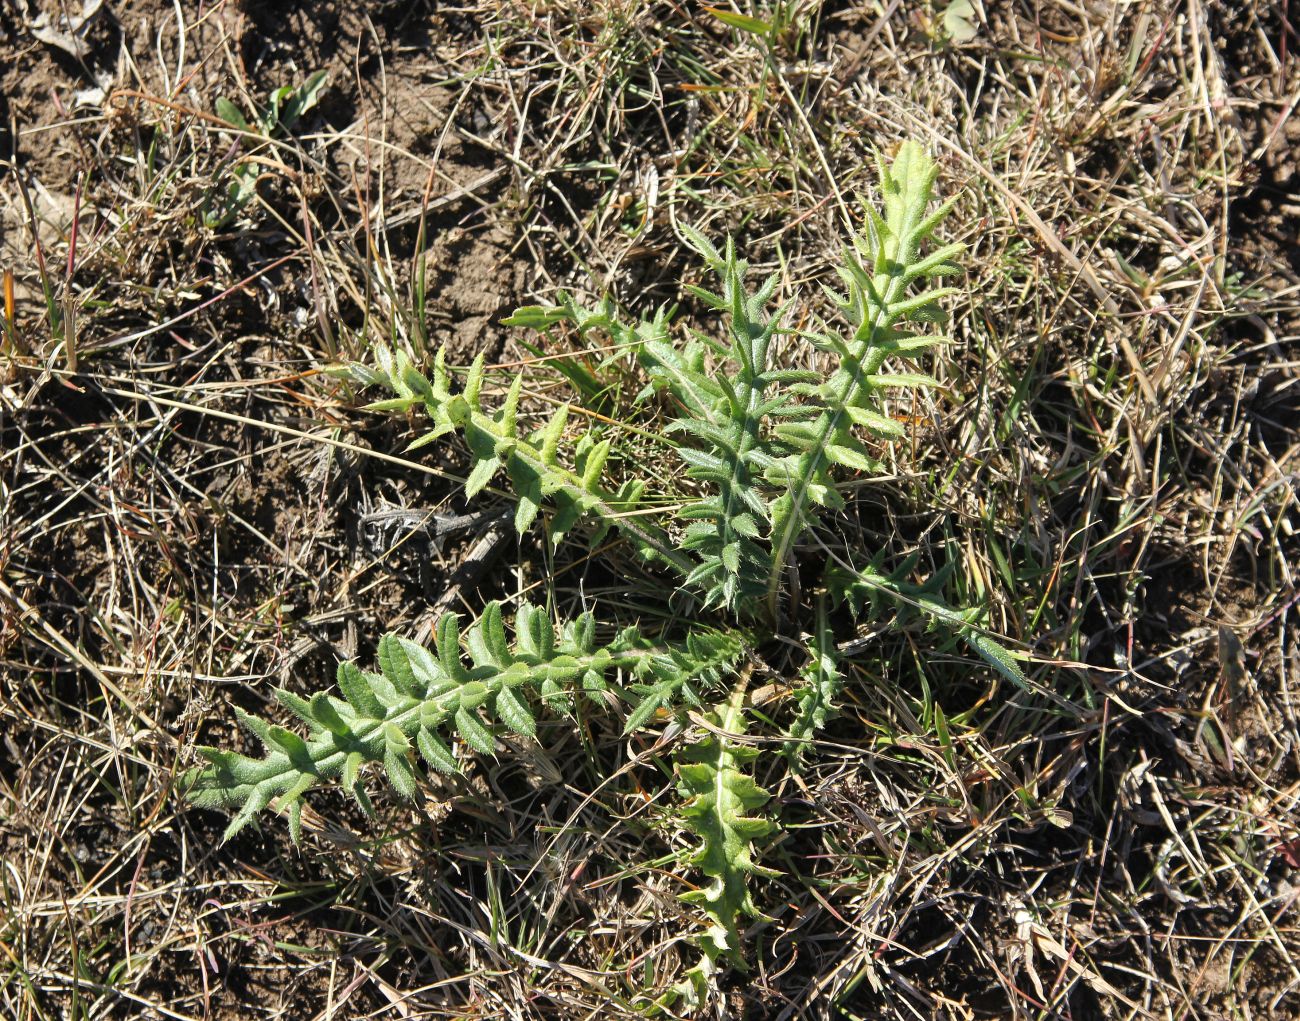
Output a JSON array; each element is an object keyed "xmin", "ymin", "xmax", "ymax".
[{"xmin": 2, "ymin": 1, "xmax": 1298, "ymax": 1018}]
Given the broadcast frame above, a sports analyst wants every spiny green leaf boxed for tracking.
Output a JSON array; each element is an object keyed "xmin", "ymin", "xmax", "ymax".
[
  {"xmin": 455, "ymin": 706, "xmax": 496, "ymax": 755},
  {"xmin": 266, "ymin": 725, "xmax": 311, "ymax": 765},
  {"xmin": 675, "ymin": 689, "xmax": 775, "ymax": 973},
  {"xmin": 437, "ymin": 614, "xmax": 463, "ymax": 678},
  {"xmin": 337, "ymin": 660, "xmax": 384, "ymax": 719},
  {"xmin": 784, "ymin": 597, "xmax": 844, "ymax": 765},
  {"xmin": 495, "ymin": 685, "xmax": 536, "ymax": 738},
  {"xmin": 623, "ymin": 689, "xmax": 664, "ymax": 734},
  {"xmin": 417, "ymin": 730, "xmax": 460, "ymax": 774},
  {"xmin": 190, "ymin": 605, "xmax": 730, "ymax": 839},
  {"xmin": 763, "ymin": 142, "xmax": 958, "ymax": 621},
  {"xmin": 844, "ymin": 405, "xmax": 907, "ymax": 437},
  {"xmin": 275, "ymin": 688, "xmax": 318, "ymax": 729},
  {"xmin": 465, "ymin": 456, "xmax": 498, "ymax": 498},
  {"xmin": 377, "ymin": 634, "xmax": 419, "ymax": 696},
  {"xmin": 309, "ymin": 693, "xmax": 349, "ymax": 737},
  {"xmin": 963, "ymin": 628, "xmax": 1029, "ymax": 688},
  {"xmin": 384, "ymin": 745, "xmax": 419, "ymax": 800},
  {"xmin": 343, "ymin": 750, "xmax": 363, "ymax": 792}
]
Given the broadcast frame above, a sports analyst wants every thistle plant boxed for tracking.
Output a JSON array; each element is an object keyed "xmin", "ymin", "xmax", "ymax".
[
  {"xmin": 186, "ymin": 601, "xmax": 744, "ymax": 842},
  {"xmin": 185, "ymin": 142, "xmax": 1028, "ymax": 1000},
  {"xmin": 763, "ymin": 143, "xmax": 964, "ymax": 621}
]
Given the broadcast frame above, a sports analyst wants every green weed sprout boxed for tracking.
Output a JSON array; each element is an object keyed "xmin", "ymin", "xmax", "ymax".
[
  {"xmin": 205, "ymin": 71, "xmax": 328, "ymax": 228},
  {"xmin": 185, "ymin": 142, "xmax": 1027, "ymax": 998}
]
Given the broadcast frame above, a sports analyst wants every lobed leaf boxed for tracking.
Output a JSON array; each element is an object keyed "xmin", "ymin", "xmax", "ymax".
[
  {"xmin": 186, "ymin": 604, "xmax": 745, "ymax": 842},
  {"xmin": 675, "ymin": 688, "xmax": 776, "ymax": 981}
]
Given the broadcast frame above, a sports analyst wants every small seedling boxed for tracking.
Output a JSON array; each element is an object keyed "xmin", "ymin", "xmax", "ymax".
[{"xmin": 204, "ymin": 71, "xmax": 328, "ymax": 228}]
